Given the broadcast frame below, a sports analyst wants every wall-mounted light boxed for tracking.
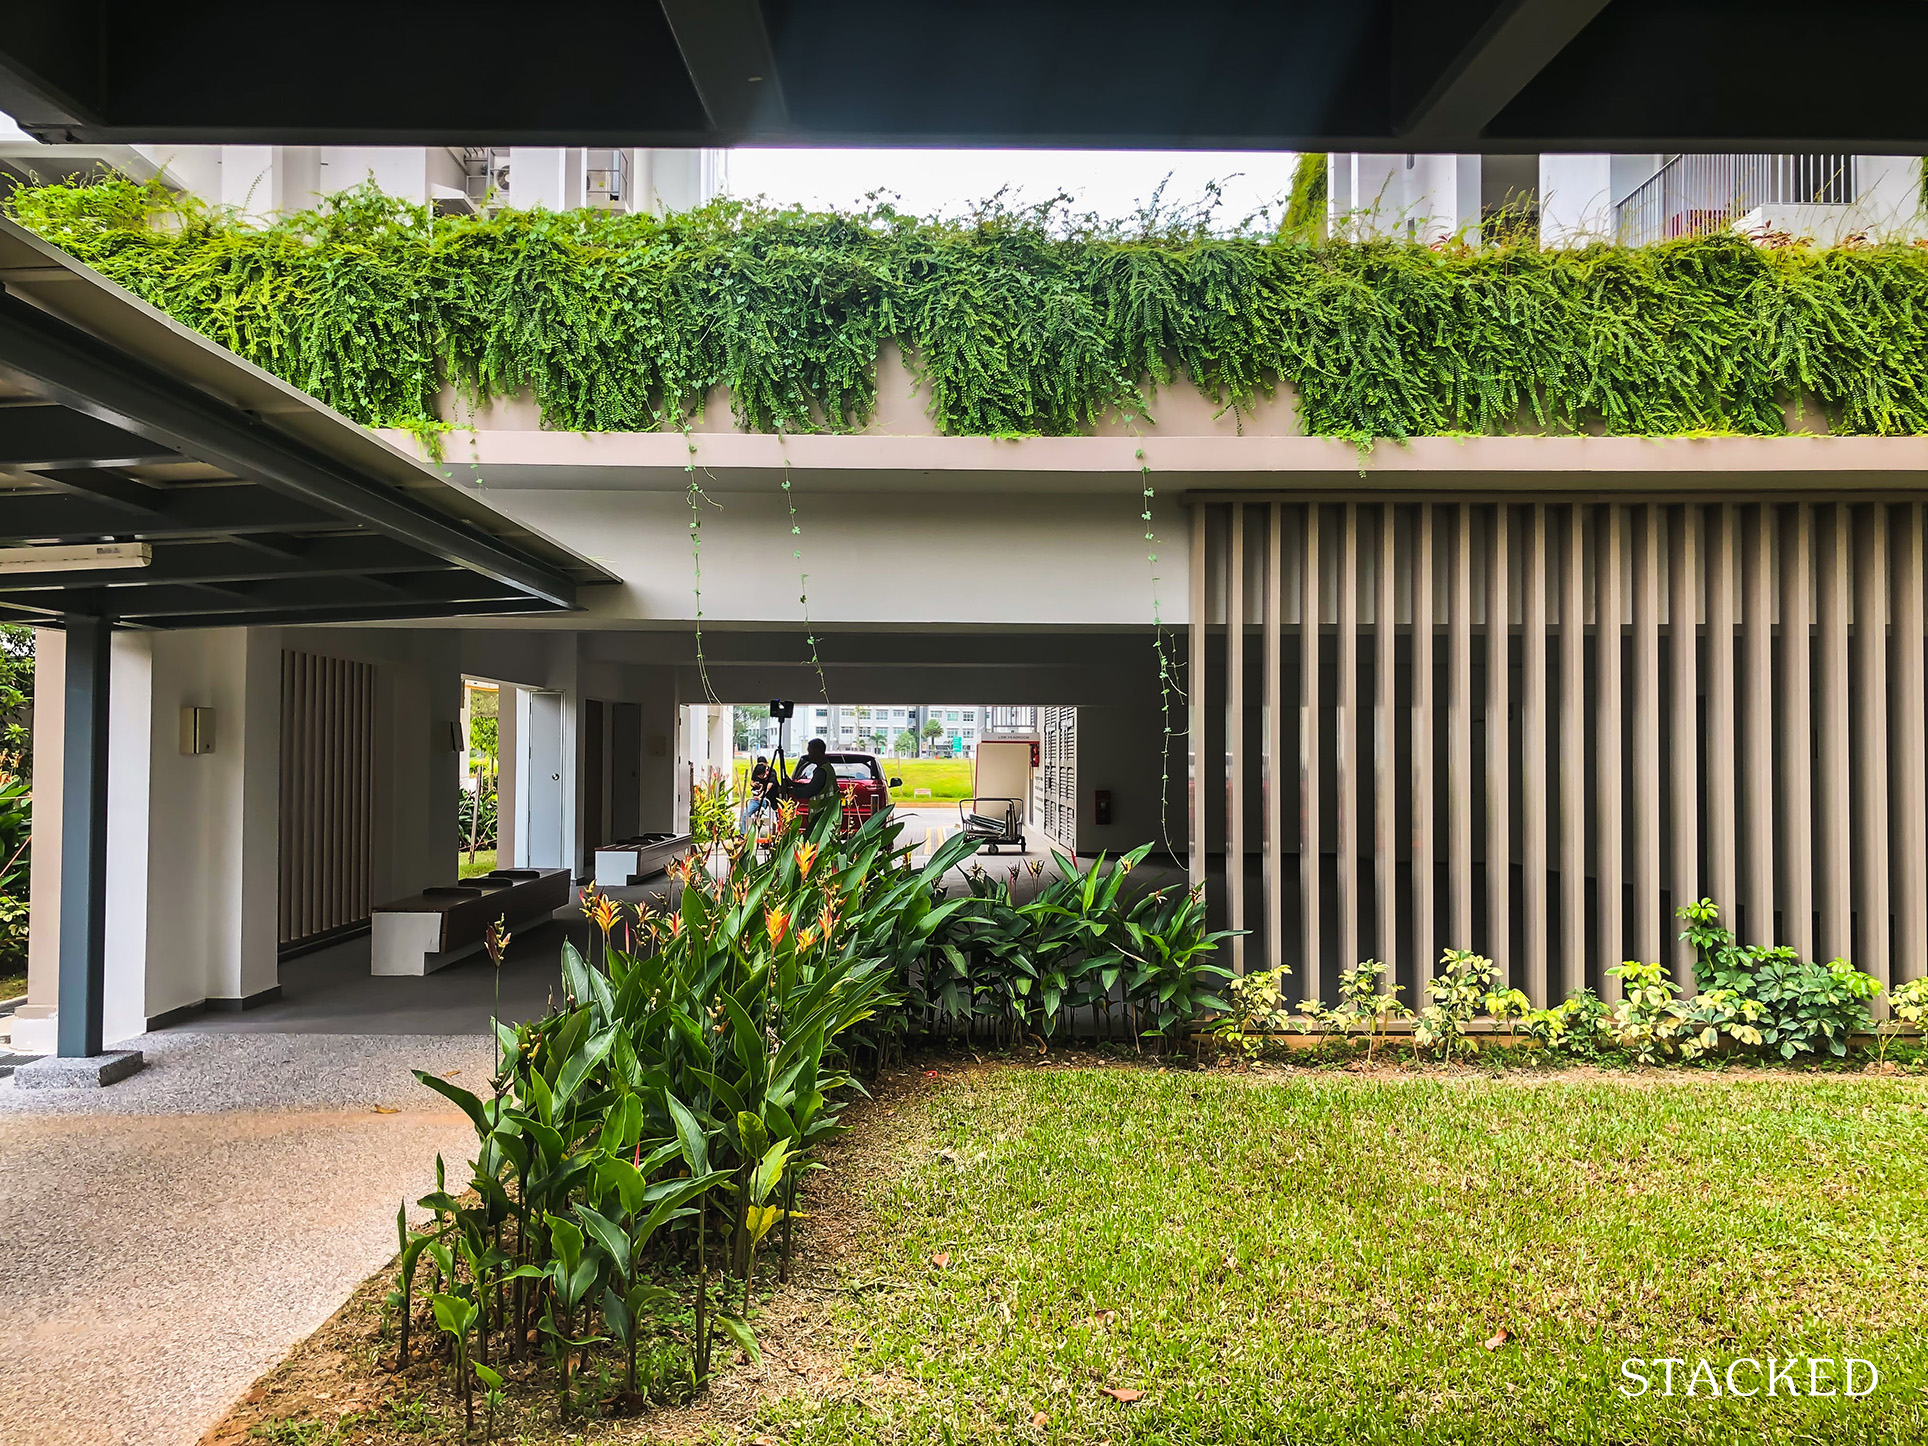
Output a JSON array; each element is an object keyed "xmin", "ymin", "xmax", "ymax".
[{"xmin": 180, "ymin": 706, "xmax": 215, "ymax": 755}]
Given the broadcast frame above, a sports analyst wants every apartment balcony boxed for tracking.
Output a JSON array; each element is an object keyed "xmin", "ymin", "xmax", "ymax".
[
  {"xmin": 584, "ymin": 149, "xmax": 628, "ymax": 210},
  {"xmin": 1613, "ymin": 153, "xmax": 1863, "ymax": 245}
]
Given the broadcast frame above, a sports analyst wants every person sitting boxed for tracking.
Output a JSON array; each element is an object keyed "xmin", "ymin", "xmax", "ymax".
[
  {"xmin": 741, "ymin": 755, "xmax": 774, "ymax": 832},
  {"xmin": 787, "ymin": 738, "xmax": 839, "ymax": 818}
]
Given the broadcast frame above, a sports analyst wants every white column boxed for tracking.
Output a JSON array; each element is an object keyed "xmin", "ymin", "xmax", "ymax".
[
  {"xmin": 1539, "ymin": 154, "xmax": 1615, "ymax": 246},
  {"xmin": 509, "ymin": 148, "xmax": 572, "ymax": 210},
  {"xmin": 13, "ymin": 629, "xmax": 65, "ymax": 1052}
]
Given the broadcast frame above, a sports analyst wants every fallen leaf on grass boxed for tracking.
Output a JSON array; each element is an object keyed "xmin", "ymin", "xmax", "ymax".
[
  {"xmin": 1031, "ymin": 1411, "xmax": 1051, "ymax": 1427},
  {"xmin": 1091, "ymin": 1309, "xmax": 1118, "ymax": 1326},
  {"xmin": 1100, "ymin": 1387, "xmax": 1146, "ymax": 1402},
  {"xmin": 931, "ymin": 1252, "xmax": 952, "ymax": 1269},
  {"xmin": 1484, "ymin": 1329, "xmax": 1510, "ymax": 1350}
]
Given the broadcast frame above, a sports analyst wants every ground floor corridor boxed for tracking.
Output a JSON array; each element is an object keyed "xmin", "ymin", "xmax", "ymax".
[{"xmin": 0, "ymin": 1032, "xmax": 492, "ymax": 1446}]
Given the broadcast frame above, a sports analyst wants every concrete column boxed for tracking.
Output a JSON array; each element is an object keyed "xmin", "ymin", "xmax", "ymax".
[
  {"xmin": 1540, "ymin": 154, "xmax": 1614, "ymax": 247},
  {"xmin": 15, "ymin": 629, "xmax": 65, "ymax": 1052},
  {"xmin": 509, "ymin": 148, "xmax": 583, "ymax": 210},
  {"xmin": 101, "ymin": 631, "xmax": 152, "ymax": 1049}
]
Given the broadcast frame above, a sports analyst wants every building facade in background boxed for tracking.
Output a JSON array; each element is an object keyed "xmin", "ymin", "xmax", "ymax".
[{"xmin": 1328, "ymin": 150, "xmax": 1924, "ymax": 248}]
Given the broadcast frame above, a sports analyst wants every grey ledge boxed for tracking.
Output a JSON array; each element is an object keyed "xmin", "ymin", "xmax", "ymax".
[{"xmin": 11, "ymin": 1050, "xmax": 146, "ymax": 1088}]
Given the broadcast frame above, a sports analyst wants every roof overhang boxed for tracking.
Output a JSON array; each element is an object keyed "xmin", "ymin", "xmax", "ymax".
[
  {"xmin": 380, "ymin": 426, "xmax": 1928, "ymax": 501},
  {"xmin": 0, "ymin": 217, "xmax": 612, "ymax": 629},
  {"xmin": 1, "ymin": 2, "xmax": 1925, "ymax": 153}
]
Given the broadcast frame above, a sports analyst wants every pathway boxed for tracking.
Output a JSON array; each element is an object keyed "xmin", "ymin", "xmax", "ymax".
[{"xmin": 0, "ymin": 1031, "xmax": 493, "ymax": 1446}]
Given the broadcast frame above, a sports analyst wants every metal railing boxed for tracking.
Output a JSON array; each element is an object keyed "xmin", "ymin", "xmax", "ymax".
[
  {"xmin": 1614, "ymin": 153, "xmax": 1858, "ymax": 245},
  {"xmin": 585, "ymin": 148, "xmax": 628, "ymax": 207}
]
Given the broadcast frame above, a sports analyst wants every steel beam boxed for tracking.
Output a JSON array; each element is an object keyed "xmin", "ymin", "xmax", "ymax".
[
  {"xmin": 57, "ymin": 609, "xmax": 108, "ymax": 1058},
  {"xmin": 0, "ymin": 295, "xmax": 577, "ymax": 608}
]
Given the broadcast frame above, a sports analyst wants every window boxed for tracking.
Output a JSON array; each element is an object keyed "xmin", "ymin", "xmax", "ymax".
[
  {"xmin": 946, "ymin": 710, "xmax": 959, "ymax": 721},
  {"xmin": 963, "ymin": 710, "xmax": 976, "ymax": 722}
]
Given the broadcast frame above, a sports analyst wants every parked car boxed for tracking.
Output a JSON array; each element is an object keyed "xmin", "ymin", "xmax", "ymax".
[{"xmin": 823, "ymin": 751, "xmax": 903, "ymax": 830}]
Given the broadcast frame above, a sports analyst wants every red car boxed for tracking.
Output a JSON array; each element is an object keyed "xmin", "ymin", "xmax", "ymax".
[{"xmin": 823, "ymin": 752, "xmax": 902, "ymax": 832}]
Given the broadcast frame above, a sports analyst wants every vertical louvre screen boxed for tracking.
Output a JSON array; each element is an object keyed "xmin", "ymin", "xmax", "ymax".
[
  {"xmin": 1189, "ymin": 499, "xmax": 1928, "ymax": 1007},
  {"xmin": 278, "ymin": 650, "xmax": 376, "ymax": 948},
  {"xmin": 1041, "ymin": 706, "xmax": 1077, "ymax": 852}
]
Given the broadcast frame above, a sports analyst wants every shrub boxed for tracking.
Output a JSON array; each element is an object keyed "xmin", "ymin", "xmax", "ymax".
[
  {"xmin": 916, "ymin": 844, "xmax": 1230, "ymax": 1047},
  {"xmin": 398, "ymin": 805, "xmax": 1229, "ymax": 1420},
  {"xmin": 1300, "ymin": 958, "xmax": 1410, "ymax": 1060},
  {"xmin": 457, "ymin": 785, "xmax": 498, "ymax": 851},
  {"xmin": 1413, "ymin": 949, "xmax": 1496, "ymax": 1060},
  {"xmin": 1678, "ymin": 898, "xmax": 1878, "ymax": 1059},
  {"xmin": 1216, "ymin": 966, "xmax": 1292, "ymax": 1063},
  {"xmin": 1524, "ymin": 989, "xmax": 1615, "ymax": 1060}
]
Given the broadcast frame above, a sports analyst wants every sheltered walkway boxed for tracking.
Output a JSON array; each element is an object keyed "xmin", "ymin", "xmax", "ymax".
[{"xmin": 0, "ymin": 1031, "xmax": 491, "ymax": 1446}]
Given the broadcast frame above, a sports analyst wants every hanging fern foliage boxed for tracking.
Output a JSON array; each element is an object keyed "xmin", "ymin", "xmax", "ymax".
[{"xmin": 13, "ymin": 176, "xmax": 1928, "ymax": 443}]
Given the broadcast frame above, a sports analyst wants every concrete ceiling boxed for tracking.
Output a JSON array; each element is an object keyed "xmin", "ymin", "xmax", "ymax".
[{"xmin": 2, "ymin": 2, "xmax": 1924, "ymax": 153}]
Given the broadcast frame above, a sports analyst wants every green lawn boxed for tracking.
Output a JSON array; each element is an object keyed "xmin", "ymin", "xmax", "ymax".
[
  {"xmin": 457, "ymin": 849, "xmax": 497, "ymax": 879},
  {"xmin": 0, "ymin": 969, "xmax": 23, "ymax": 1001},
  {"xmin": 773, "ymin": 1065, "xmax": 1928, "ymax": 1446},
  {"xmin": 733, "ymin": 756, "xmax": 978, "ymax": 802}
]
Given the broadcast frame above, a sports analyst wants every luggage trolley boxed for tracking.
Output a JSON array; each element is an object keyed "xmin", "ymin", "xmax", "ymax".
[{"xmin": 958, "ymin": 796, "xmax": 1025, "ymax": 853}]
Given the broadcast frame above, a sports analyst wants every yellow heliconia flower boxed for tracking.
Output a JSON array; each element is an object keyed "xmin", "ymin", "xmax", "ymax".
[
  {"xmin": 765, "ymin": 905, "xmax": 791, "ymax": 945},
  {"xmin": 794, "ymin": 840, "xmax": 819, "ymax": 879}
]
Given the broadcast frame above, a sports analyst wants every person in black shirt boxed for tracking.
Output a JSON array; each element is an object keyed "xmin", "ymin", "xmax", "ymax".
[{"xmin": 787, "ymin": 738, "xmax": 839, "ymax": 819}]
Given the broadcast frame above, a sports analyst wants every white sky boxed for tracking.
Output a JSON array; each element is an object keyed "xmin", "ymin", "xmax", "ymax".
[{"xmin": 727, "ymin": 148, "xmax": 1304, "ymax": 229}]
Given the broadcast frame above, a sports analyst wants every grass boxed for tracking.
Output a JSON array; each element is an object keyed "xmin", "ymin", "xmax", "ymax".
[
  {"xmin": 457, "ymin": 850, "xmax": 497, "ymax": 879},
  {"xmin": 771, "ymin": 1063, "xmax": 1928, "ymax": 1446},
  {"xmin": 733, "ymin": 757, "xmax": 979, "ymax": 802},
  {"xmin": 0, "ymin": 967, "xmax": 24, "ymax": 1000},
  {"xmin": 213, "ymin": 1061, "xmax": 1928, "ymax": 1446}
]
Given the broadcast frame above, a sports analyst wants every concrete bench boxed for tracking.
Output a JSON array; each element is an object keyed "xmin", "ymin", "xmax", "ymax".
[
  {"xmin": 592, "ymin": 832, "xmax": 691, "ymax": 888},
  {"xmin": 370, "ymin": 866, "xmax": 571, "ymax": 976}
]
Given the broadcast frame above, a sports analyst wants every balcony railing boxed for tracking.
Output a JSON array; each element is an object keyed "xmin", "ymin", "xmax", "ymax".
[
  {"xmin": 1613, "ymin": 153, "xmax": 1858, "ymax": 245},
  {"xmin": 585, "ymin": 149, "xmax": 628, "ymax": 207}
]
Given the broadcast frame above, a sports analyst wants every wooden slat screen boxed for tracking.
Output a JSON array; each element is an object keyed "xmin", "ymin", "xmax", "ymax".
[
  {"xmin": 278, "ymin": 650, "xmax": 375, "ymax": 947},
  {"xmin": 1189, "ymin": 499, "xmax": 1928, "ymax": 1007}
]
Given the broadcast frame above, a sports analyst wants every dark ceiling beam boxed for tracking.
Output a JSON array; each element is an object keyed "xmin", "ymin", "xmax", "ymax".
[
  {"xmin": 0, "ymin": 403, "xmax": 176, "ymax": 469},
  {"xmin": 26, "ymin": 466, "xmax": 173, "ymax": 516},
  {"xmin": 658, "ymin": 0, "xmax": 788, "ymax": 136},
  {"xmin": 0, "ymin": 486, "xmax": 336, "ymax": 542},
  {"xmin": 107, "ymin": 579, "xmax": 538, "ymax": 621},
  {"xmin": 0, "ymin": 535, "xmax": 455, "ymax": 593},
  {"xmin": 1395, "ymin": 0, "xmax": 1614, "ymax": 142},
  {"xmin": 122, "ymin": 597, "xmax": 557, "ymax": 631},
  {"xmin": 102, "ymin": 568, "xmax": 529, "ymax": 619},
  {"xmin": 0, "ymin": 35, "xmax": 100, "ymax": 140},
  {"xmin": 0, "ymin": 293, "xmax": 577, "ymax": 609}
]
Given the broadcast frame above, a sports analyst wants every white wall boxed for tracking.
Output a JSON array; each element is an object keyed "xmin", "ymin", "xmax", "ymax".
[
  {"xmin": 1329, "ymin": 153, "xmax": 1481, "ymax": 242},
  {"xmin": 509, "ymin": 148, "xmax": 582, "ymax": 211},
  {"xmin": 1539, "ymin": 154, "xmax": 1615, "ymax": 247}
]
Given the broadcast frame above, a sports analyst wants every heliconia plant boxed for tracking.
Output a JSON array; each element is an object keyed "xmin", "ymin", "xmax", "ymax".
[{"xmin": 393, "ymin": 801, "xmax": 1230, "ymax": 1428}]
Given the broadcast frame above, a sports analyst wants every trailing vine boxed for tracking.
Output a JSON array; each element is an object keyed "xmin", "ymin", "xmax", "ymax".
[
  {"xmin": 777, "ymin": 446, "xmax": 830, "ymax": 707},
  {"xmin": 16, "ymin": 177, "xmax": 1928, "ymax": 443},
  {"xmin": 682, "ymin": 425, "xmax": 720, "ymax": 705}
]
